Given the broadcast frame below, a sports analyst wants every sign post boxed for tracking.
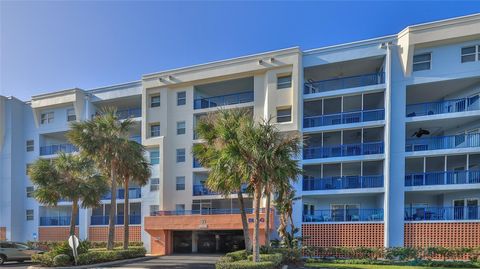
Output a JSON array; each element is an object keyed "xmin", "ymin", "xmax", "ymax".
[{"xmin": 68, "ymin": 235, "xmax": 80, "ymax": 265}]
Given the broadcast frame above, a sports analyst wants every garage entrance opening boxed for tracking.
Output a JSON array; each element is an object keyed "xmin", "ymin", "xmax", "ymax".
[{"xmin": 173, "ymin": 230, "xmax": 245, "ymax": 254}]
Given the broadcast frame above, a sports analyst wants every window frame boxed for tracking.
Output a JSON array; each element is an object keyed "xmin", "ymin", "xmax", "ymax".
[
  {"xmin": 26, "ymin": 209, "xmax": 34, "ymax": 221},
  {"xmin": 150, "ymin": 123, "xmax": 161, "ymax": 137},
  {"xmin": 40, "ymin": 111, "xmax": 54, "ymax": 125},
  {"xmin": 26, "ymin": 140, "xmax": 34, "ymax": 152},
  {"xmin": 277, "ymin": 75, "xmax": 292, "ymax": 89},
  {"xmin": 176, "ymin": 176, "xmax": 186, "ymax": 190},
  {"xmin": 26, "ymin": 186, "xmax": 34, "ymax": 198},
  {"xmin": 176, "ymin": 121, "xmax": 186, "ymax": 135},
  {"xmin": 66, "ymin": 108, "xmax": 76, "ymax": 122},
  {"xmin": 176, "ymin": 148, "xmax": 186, "ymax": 163},
  {"xmin": 150, "ymin": 151, "xmax": 160, "ymax": 165},
  {"xmin": 150, "ymin": 178, "xmax": 160, "ymax": 191},
  {"xmin": 177, "ymin": 91, "xmax": 186, "ymax": 106},
  {"xmin": 412, "ymin": 52, "xmax": 432, "ymax": 72},
  {"xmin": 461, "ymin": 45, "xmax": 479, "ymax": 63},
  {"xmin": 276, "ymin": 107, "xmax": 292, "ymax": 123},
  {"xmin": 150, "ymin": 94, "xmax": 161, "ymax": 108}
]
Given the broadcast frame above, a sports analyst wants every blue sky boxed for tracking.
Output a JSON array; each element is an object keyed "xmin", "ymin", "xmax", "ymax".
[{"xmin": 1, "ymin": 1, "xmax": 480, "ymax": 100}]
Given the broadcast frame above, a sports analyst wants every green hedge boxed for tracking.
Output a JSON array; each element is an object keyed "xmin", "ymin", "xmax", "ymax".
[
  {"xmin": 247, "ymin": 253, "xmax": 283, "ymax": 266},
  {"xmin": 215, "ymin": 260, "xmax": 276, "ymax": 269},
  {"xmin": 27, "ymin": 240, "xmax": 143, "ymax": 251},
  {"xmin": 306, "ymin": 259, "xmax": 480, "ymax": 268},
  {"xmin": 225, "ymin": 249, "xmax": 249, "ymax": 261}
]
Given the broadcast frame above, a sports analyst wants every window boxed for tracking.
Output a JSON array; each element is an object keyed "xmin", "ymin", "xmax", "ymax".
[
  {"xmin": 461, "ymin": 45, "xmax": 479, "ymax": 63},
  {"xmin": 176, "ymin": 176, "xmax": 185, "ymax": 190},
  {"xmin": 26, "ymin": 186, "xmax": 34, "ymax": 198},
  {"xmin": 26, "ymin": 209, "xmax": 34, "ymax": 221},
  {"xmin": 176, "ymin": 121, "xmax": 186, "ymax": 135},
  {"xmin": 175, "ymin": 204, "xmax": 185, "ymax": 211},
  {"xmin": 277, "ymin": 75, "xmax": 292, "ymax": 89},
  {"xmin": 276, "ymin": 108, "xmax": 292, "ymax": 123},
  {"xmin": 26, "ymin": 140, "xmax": 34, "ymax": 152},
  {"xmin": 150, "ymin": 178, "xmax": 159, "ymax": 191},
  {"xmin": 67, "ymin": 109, "xmax": 76, "ymax": 122},
  {"xmin": 413, "ymin": 53, "xmax": 431, "ymax": 71},
  {"xmin": 150, "ymin": 151, "xmax": 160, "ymax": 165},
  {"xmin": 149, "ymin": 205, "xmax": 159, "ymax": 216},
  {"xmin": 177, "ymin": 91, "xmax": 186, "ymax": 106},
  {"xmin": 150, "ymin": 124, "xmax": 160, "ymax": 137},
  {"xmin": 26, "ymin": 164, "xmax": 32, "ymax": 175},
  {"xmin": 176, "ymin": 148, "xmax": 186, "ymax": 163},
  {"xmin": 40, "ymin": 112, "xmax": 54, "ymax": 124},
  {"xmin": 150, "ymin": 95, "xmax": 161, "ymax": 107}
]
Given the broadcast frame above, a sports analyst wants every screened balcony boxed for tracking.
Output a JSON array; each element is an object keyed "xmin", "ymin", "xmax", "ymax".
[
  {"xmin": 93, "ymin": 95, "xmax": 142, "ymax": 120},
  {"xmin": 39, "ymin": 206, "xmax": 77, "ymax": 226},
  {"xmin": 193, "ymin": 77, "xmax": 254, "ymax": 110},
  {"xmin": 303, "ymin": 127, "xmax": 384, "ymax": 159},
  {"xmin": 40, "ymin": 143, "xmax": 77, "ymax": 156},
  {"xmin": 406, "ymin": 133, "xmax": 480, "ymax": 152},
  {"xmin": 406, "ymin": 77, "xmax": 480, "ymax": 118},
  {"xmin": 303, "ymin": 161, "xmax": 383, "ymax": 191},
  {"xmin": 304, "ymin": 92, "xmax": 384, "ymax": 128},
  {"xmin": 304, "ymin": 56, "xmax": 385, "ymax": 94},
  {"xmin": 404, "ymin": 206, "xmax": 479, "ymax": 221},
  {"xmin": 90, "ymin": 215, "xmax": 141, "ymax": 225},
  {"xmin": 91, "ymin": 202, "xmax": 141, "ymax": 225},
  {"xmin": 303, "ymin": 208, "xmax": 383, "ymax": 222},
  {"xmin": 405, "ymin": 154, "xmax": 480, "ymax": 187},
  {"xmin": 101, "ymin": 187, "xmax": 142, "ymax": 200}
]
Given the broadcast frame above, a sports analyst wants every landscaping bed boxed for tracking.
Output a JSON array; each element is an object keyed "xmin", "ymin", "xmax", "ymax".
[
  {"xmin": 31, "ymin": 241, "xmax": 146, "ymax": 267},
  {"xmin": 216, "ymin": 248, "xmax": 303, "ymax": 269}
]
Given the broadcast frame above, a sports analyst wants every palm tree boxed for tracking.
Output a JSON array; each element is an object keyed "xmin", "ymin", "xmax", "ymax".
[
  {"xmin": 29, "ymin": 153, "xmax": 108, "ymax": 237},
  {"xmin": 68, "ymin": 107, "xmax": 134, "ymax": 250},
  {"xmin": 236, "ymin": 118, "xmax": 301, "ymax": 262},
  {"xmin": 117, "ymin": 140, "xmax": 151, "ymax": 249},
  {"xmin": 192, "ymin": 109, "xmax": 253, "ymax": 251}
]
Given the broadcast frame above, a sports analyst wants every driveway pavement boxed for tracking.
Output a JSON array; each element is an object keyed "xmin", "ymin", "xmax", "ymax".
[
  {"xmin": 0, "ymin": 260, "xmax": 33, "ymax": 268},
  {"xmin": 105, "ymin": 254, "xmax": 221, "ymax": 269}
]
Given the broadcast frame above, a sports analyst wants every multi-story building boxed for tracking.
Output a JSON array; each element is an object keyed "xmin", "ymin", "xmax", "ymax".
[{"xmin": 1, "ymin": 14, "xmax": 480, "ymax": 255}]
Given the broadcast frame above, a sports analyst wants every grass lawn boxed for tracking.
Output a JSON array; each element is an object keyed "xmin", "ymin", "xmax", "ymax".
[{"xmin": 305, "ymin": 263, "xmax": 478, "ymax": 269}]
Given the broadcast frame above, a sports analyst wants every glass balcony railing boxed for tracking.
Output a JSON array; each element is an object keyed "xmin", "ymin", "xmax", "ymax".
[
  {"xmin": 303, "ymin": 208, "xmax": 383, "ymax": 222},
  {"xmin": 40, "ymin": 144, "xmax": 78, "ymax": 156},
  {"xmin": 406, "ymin": 133, "xmax": 480, "ymax": 152},
  {"xmin": 405, "ymin": 170, "xmax": 480, "ymax": 187},
  {"xmin": 304, "ymin": 72, "xmax": 385, "ymax": 94},
  {"xmin": 193, "ymin": 184, "xmax": 247, "ymax": 196},
  {"xmin": 39, "ymin": 216, "xmax": 79, "ymax": 226},
  {"xmin": 304, "ymin": 109, "xmax": 384, "ymax": 128},
  {"xmin": 193, "ymin": 158, "xmax": 203, "ymax": 168},
  {"xmin": 303, "ymin": 175, "xmax": 383, "ymax": 191},
  {"xmin": 116, "ymin": 108, "xmax": 141, "ymax": 119},
  {"xmin": 193, "ymin": 91, "xmax": 254, "ymax": 110},
  {"xmin": 303, "ymin": 141, "xmax": 384, "ymax": 159},
  {"xmin": 151, "ymin": 208, "xmax": 265, "ymax": 216},
  {"xmin": 405, "ymin": 206, "xmax": 480, "ymax": 221},
  {"xmin": 406, "ymin": 96, "xmax": 480, "ymax": 117},
  {"xmin": 90, "ymin": 215, "xmax": 141, "ymax": 225},
  {"xmin": 101, "ymin": 187, "xmax": 141, "ymax": 200}
]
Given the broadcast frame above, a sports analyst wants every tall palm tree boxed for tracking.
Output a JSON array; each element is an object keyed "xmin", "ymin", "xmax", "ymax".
[
  {"xmin": 29, "ymin": 153, "xmax": 108, "ymax": 237},
  {"xmin": 117, "ymin": 140, "xmax": 151, "ymax": 249},
  {"xmin": 68, "ymin": 107, "xmax": 134, "ymax": 250},
  {"xmin": 192, "ymin": 109, "xmax": 253, "ymax": 251}
]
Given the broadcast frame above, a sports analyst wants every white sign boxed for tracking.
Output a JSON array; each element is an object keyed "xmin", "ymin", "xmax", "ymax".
[{"xmin": 68, "ymin": 235, "xmax": 80, "ymax": 265}]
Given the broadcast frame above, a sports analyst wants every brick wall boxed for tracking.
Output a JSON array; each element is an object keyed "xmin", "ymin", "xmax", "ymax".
[
  {"xmin": 39, "ymin": 227, "xmax": 79, "ymax": 241},
  {"xmin": 88, "ymin": 226, "xmax": 142, "ymax": 242},
  {"xmin": 405, "ymin": 222, "xmax": 480, "ymax": 247},
  {"xmin": 0, "ymin": 227, "xmax": 6, "ymax": 240},
  {"xmin": 302, "ymin": 223, "xmax": 384, "ymax": 252}
]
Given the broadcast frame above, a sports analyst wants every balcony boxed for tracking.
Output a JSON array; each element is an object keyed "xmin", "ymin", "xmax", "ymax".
[
  {"xmin": 304, "ymin": 109, "xmax": 384, "ymax": 128},
  {"xmin": 406, "ymin": 133, "xmax": 480, "ymax": 152},
  {"xmin": 40, "ymin": 143, "xmax": 78, "ymax": 156},
  {"xmin": 151, "ymin": 208, "xmax": 264, "ymax": 216},
  {"xmin": 193, "ymin": 158, "xmax": 203, "ymax": 168},
  {"xmin": 303, "ymin": 175, "xmax": 383, "ymax": 191},
  {"xmin": 101, "ymin": 187, "xmax": 142, "ymax": 200},
  {"xmin": 303, "ymin": 141, "xmax": 384, "ymax": 159},
  {"xmin": 405, "ymin": 170, "xmax": 480, "ymax": 187},
  {"xmin": 303, "ymin": 208, "xmax": 383, "ymax": 222},
  {"xmin": 193, "ymin": 91, "xmax": 254, "ymax": 110},
  {"xmin": 116, "ymin": 108, "xmax": 141, "ymax": 120},
  {"xmin": 304, "ymin": 72, "xmax": 385, "ymax": 94},
  {"xmin": 90, "ymin": 215, "xmax": 141, "ymax": 225},
  {"xmin": 406, "ymin": 97, "xmax": 480, "ymax": 117},
  {"xmin": 130, "ymin": 136, "xmax": 142, "ymax": 144},
  {"xmin": 405, "ymin": 206, "xmax": 480, "ymax": 221},
  {"xmin": 193, "ymin": 184, "xmax": 247, "ymax": 196},
  {"xmin": 39, "ymin": 216, "xmax": 79, "ymax": 226}
]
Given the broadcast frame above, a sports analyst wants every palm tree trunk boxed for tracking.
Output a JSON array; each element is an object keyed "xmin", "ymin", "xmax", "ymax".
[
  {"xmin": 237, "ymin": 190, "xmax": 251, "ymax": 251},
  {"xmin": 123, "ymin": 179, "xmax": 130, "ymax": 250},
  {"xmin": 264, "ymin": 189, "xmax": 271, "ymax": 247},
  {"xmin": 69, "ymin": 199, "xmax": 78, "ymax": 237},
  {"xmin": 107, "ymin": 167, "xmax": 117, "ymax": 250},
  {"xmin": 252, "ymin": 182, "xmax": 262, "ymax": 262}
]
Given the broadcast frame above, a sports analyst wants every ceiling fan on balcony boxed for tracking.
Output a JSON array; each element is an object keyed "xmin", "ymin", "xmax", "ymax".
[{"xmin": 411, "ymin": 128, "xmax": 430, "ymax": 138}]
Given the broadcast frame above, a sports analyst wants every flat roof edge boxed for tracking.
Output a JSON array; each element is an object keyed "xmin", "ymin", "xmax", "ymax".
[{"xmin": 303, "ymin": 35, "xmax": 397, "ymax": 55}]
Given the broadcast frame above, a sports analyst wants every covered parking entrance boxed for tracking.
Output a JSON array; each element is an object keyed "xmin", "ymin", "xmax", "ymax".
[{"xmin": 173, "ymin": 230, "xmax": 245, "ymax": 254}]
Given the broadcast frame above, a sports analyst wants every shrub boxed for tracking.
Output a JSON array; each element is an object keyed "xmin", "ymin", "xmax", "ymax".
[
  {"xmin": 247, "ymin": 253, "xmax": 283, "ymax": 266},
  {"xmin": 385, "ymin": 247, "xmax": 420, "ymax": 261},
  {"xmin": 53, "ymin": 254, "xmax": 71, "ymax": 267},
  {"xmin": 225, "ymin": 250, "xmax": 249, "ymax": 261},
  {"xmin": 32, "ymin": 252, "xmax": 56, "ymax": 267},
  {"xmin": 215, "ymin": 260, "xmax": 276, "ymax": 269},
  {"xmin": 77, "ymin": 247, "xmax": 146, "ymax": 265}
]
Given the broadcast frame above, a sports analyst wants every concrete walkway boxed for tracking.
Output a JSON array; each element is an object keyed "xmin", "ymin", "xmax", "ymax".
[{"xmin": 104, "ymin": 254, "xmax": 221, "ymax": 269}]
